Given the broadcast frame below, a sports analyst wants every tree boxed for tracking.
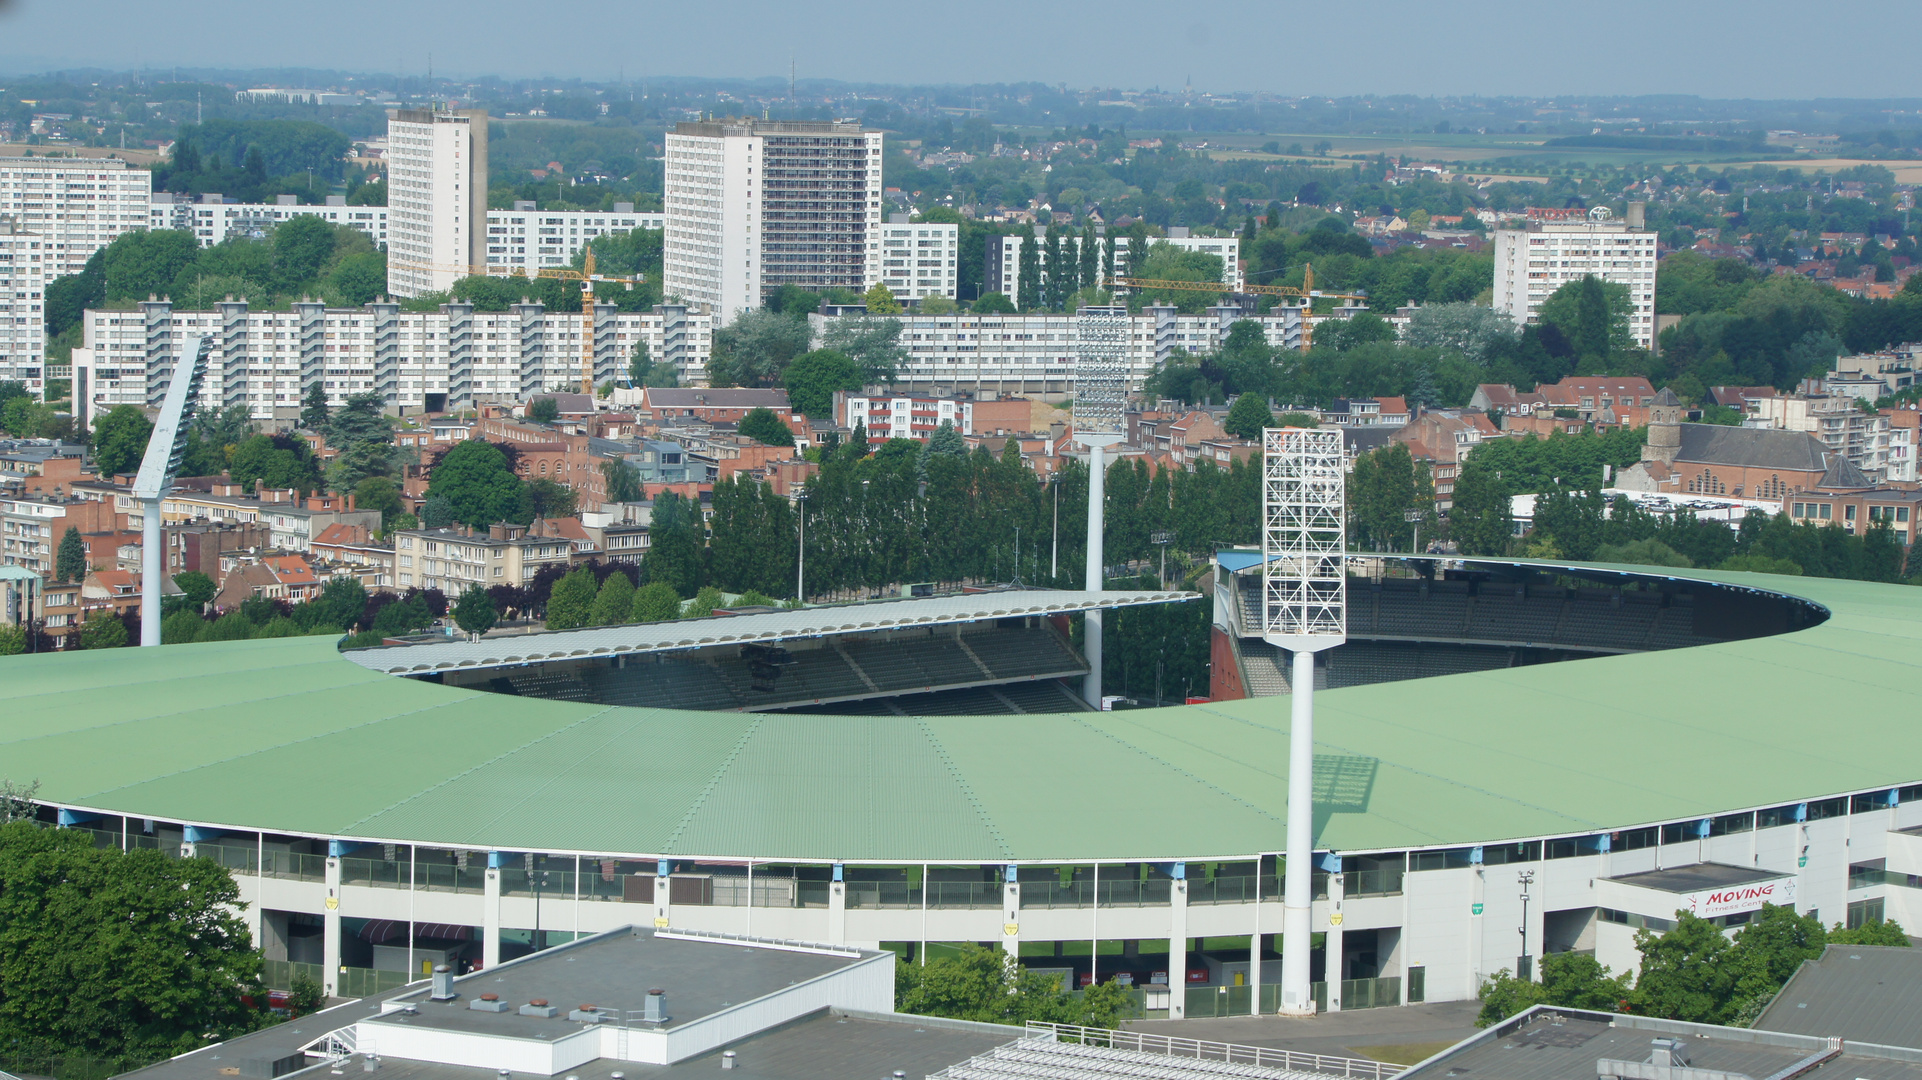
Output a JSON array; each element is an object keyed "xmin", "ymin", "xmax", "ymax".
[
  {"xmin": 427, "ymin": 441, "xmax": 524, "ymax": 529},
  {"xmin": 863, "ymin": 282, "xmax": 902, "ymax": 314},
  {"xmin": 1403, "ymin": 303, "xmax": 1521, "ymax": 367},
  {"xmin": 1827, "ymin": 919, "xmax": 1910, "ymax": 946},
  {"xmin": 1722, "ymin": 903, "xmax": 1826, "ymax": 1025},
  {"xmin": 1315, "ymin": 312, "xmax": 1398, "ymax": 352},
  {"xmin": 55, "ymin": 526, "xmax": 87, "ymax": 583},
  {"xmin": 420, "ymin": 494, "xmax": 457, "ymax": 529},
  {"xmin": 528, "ymin": 397, "xmax": 560, "ymax": 424},
  {"xmin": 0, "ymin": 623, "xmax": 27, "ymax": 656},
  {"xmin": 1476, "ymin": 967, "xmax": 1549, "ymax": 1027},
  {"xmin": 323, "ymin": 392, "xmax": 396, "ymax": 491},
  {"xmin": 1477, "ymin": 952, "xmax": 1632, "ymax": 1027},
  {"xmin": 521, "ymin": 477, "xmax": 577, "ymax": 521},
  {"xmin": 1592, "ymin": 538, "xmax": 1692, "ymax": 567},
  {"xmin": 1540, "ymin": 275, "xmax": 1631, "ymax": 361},
  {"xmin": 973, "ymin": 292, "xmax": 1017, "ymax": 314},
  {"xmin": 1223, "ymin": 393, "xmax": 1277, "ymax": 440},
  {"xmin": 313, "ymin": 577, "xmax": 368, "ymax": 632},
  {"xmin": 544, "ymin": 567, "xmax": 599, "ymax": 630},
  {"xmin": 686, "ymin": 585, "xmax": 726, "ymax": 618},
  {"xmin": 894, "ymin": 943, "xmax": 1131, "ymax": 1028},
  {"xmin": 287, "ymin": 973, "xmax": 326, "ymax": 1019},
  {"xmin": 79, "ymin": 609, "xmax": 127, "ymax": 649},
  {"xmin": 1, "ymin": 397, "xmax": 59, "ymax": 439},
  {"xmin": 91, "ymin": 405, "xmax": 154, "ymax": 478},
  {"xmin": 173, "ymin": 571, "xmax": 217, "ymax": 611},
  {"xmin": 708, "ymin": 309, "xmax": 814, "ymax": 387},
  {"xmin": 299, "ymin": 383, "xmax": 330, "ymax": 431},
  {"xmin": 821, "ymin": 317, "xmax": 907, "ymax": 384},
  {"xmin": 631, "ymin": 581, "xmax": 684, "ymax": 623},
  {"xmin": 0, "ymin": 821, "xmax": 265, "ymax": 1064},
  {"xmin": 739, "ymin": 407, "xmax": 795, "ymax": 447},
  {"xmin": 601, "ymin": 459, "xmax": 642, "ymax": 504},
  {"xmin": 643, "ymin": 490, "xmax": 707, "ymax": 597},
  {"xmin": 589, "ymin": 569, "xmax": 636, "ymax": 626},
  {"xmin": 270, "ymin": 214, "xmax": 338, "ymax": 292},
  {"xmin": 783, "ymin": 348, "xmax": 863, "ymax": 418},
  {"xmin": 230, "ymin": 434, "xmax": 324, "ymax": 495},
  {"xmin": 353, "ymin": 476, "xmax": 405, "ymax": 528},
  {"xmin": 1349, "ymin": 444, "xmax": 1429, "ymax": 552},
  {"xmin": 1631, "ymin": 911, "xmax": 1735, "ymax": 1024},
  {"xmin": 928, "ymin": 419, "xmax": 967, "ymax": 456},
  {"xmin": 452, "ymin": 585, "xmax": 498, "ymax": 638}
]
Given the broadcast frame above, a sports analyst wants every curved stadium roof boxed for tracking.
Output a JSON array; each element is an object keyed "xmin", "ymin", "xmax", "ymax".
[{"xmin": 3, "ymin": 565, "xmax": 1916, "ymax": 865}]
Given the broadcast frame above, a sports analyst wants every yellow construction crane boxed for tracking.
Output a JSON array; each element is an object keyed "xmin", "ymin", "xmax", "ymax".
[{"xmin": 389, "ymin": 251, "xmax": 645, "ymax": 394}]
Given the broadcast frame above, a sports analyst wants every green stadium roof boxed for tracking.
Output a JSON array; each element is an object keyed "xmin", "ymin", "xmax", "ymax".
[{"xmin": 3, "ymin": 566, "xmax": 1917, "ymax": 864}]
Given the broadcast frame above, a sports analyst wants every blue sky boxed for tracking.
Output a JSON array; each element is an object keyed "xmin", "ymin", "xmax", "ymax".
[{"xmin": 3, "ymin": 0, "xmax": 1921, "ymax": 99}]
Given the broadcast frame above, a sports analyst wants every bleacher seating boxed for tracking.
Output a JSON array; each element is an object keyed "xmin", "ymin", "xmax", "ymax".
[{"xmin": 1237, "ymin": 639, "xmax": 1291, "ymax": 696}]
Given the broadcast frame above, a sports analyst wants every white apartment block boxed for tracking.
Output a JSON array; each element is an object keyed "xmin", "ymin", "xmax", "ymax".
[
  {"xmin": 385, "ymin": 108, "xmax": 488, "ymax": 298},
  {"xmin": 810, "ymin": 303, "xmax": 1301, "ymax": 398},
  {"xmin": 983, "ymin": 229, "xmax": 1241, "ymax": 302},
  {"xmin": 0, "ymin": 156, "xmax": 152, "ymax": 394},
  {"xmin": 484, "ymin": 202, "xmax": 663, "ymax": 273},
  {"xmin": 663, "ymin": 119, "xmax": 883, "ymax": 319},
  {"xmin": 876, "ymin": 215, "xmax": 957, "ymax": 303},
  {"xmin": 73, "ymin": 299, "xmax": 712, "ymax": 422},
  {"xmin": 150, "ymin": 193, "xmax": 389, "ymax": 249},
  {"xmin": 1754, "ymin": 393, "xmax": 1896, "ymax": 483},
  {"xmin": 841, "ymin": 393, "xmax": 976, "ymax": 439},
  {"xmin": 0, "ymin": 217, "xmax": 48, "ymax": 390},
  {"xmin": 1493, "ymin": 205, "xmax": 1657, "ymax": 350}
]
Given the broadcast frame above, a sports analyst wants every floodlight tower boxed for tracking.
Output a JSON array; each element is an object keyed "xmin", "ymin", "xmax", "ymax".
[
  {"xmin": 1261, "ymin": 426, "xmax": 1347, "ymax": 1015},
  {"xmin": 133, "ymin": 336, "xmax": 214, "ymax": 647},
  {"xmin": 1073, "ymin": 305, "xmax": 1129, "ymax": 709}
]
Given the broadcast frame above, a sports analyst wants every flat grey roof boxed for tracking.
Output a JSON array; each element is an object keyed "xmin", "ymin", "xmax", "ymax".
[
  {"xmin": 1753, "ymin": 944, "xmax": 1922, "ymax": 1048},
  {"xmin": 113, "ymin": 998, "xmax": 373, "ymax": 1080},
  {"xmin": 1605, "ymin": 862, "xmax": 1787, "ymax": 893},
  {"xmin": 371, "ymin": 929, "xmax": 876, "ymax": 1035},
  {"xmin": 1401, "ymin": 1009, "xmax": 1922, "ymax": 1080},
  {"xmin": 347, "ymin": 588, "xmax": 1195, "ymax": 675}
]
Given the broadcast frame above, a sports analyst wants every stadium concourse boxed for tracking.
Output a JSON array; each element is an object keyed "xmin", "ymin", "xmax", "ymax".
[{"xmin": 4, "ymin": 562, "xmax": 1922, "ymax": 1021}]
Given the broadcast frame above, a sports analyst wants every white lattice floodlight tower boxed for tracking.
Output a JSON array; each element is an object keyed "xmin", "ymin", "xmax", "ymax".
[
  {"xmin": 1073, "ymin": 306, "xmax": 1129, "ymax": 708},
  {"xmin": 133, "ymin": 336, "xmax": 213, "ymax": 647},
  {"xmin": 1261, "ymin": 426, "xmax": 1347, "ymax": 1015}
]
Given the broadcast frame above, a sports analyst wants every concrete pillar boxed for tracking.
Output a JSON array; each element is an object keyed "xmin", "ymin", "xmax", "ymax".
[
  {"xmin": 1279, "ymin": 647, "xmax": 1317, "ymax": 1015},
  {"xmin": 322, "ymin": 852, "xmax": 343, "ymax": 997},
  {"xmin": 828, "ymin": 863, "xmax": 847, "ymax": 946},
  {"xmin": 1082, "ymin": 443, "xmax": 1106, "ymax": 708},
  {"xmin": 482, "ymin": 856, "xmax": 502, "ymax": 970},
  {"xmin": 1324, "ymin": 859, "xmax": 1346, "ymax": 1012},
  {"xmin": 1168, "ymin": 863, "xmax": 1188, "ymax": 1020},
  {"xmin": 654, "ymin": 859, "xmax": 672, "ymax": 931},
  {"xmin": 1002, "ymin": 865, "xmax": 1020, "ymax": 960}
]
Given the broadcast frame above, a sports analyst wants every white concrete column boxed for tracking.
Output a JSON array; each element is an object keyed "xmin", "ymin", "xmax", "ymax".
[
  {"xmin": 1169, "ymin": 865, "xmax": 1188, "ymax": 1020},
  {"xmin": 1002, "ymin": 866, "xmax": 1020, "ymax": 960},
  {"xmin": 828, "ymin": 864, "xmax": 847, "ymax": 946},
  {"xmin": 140, "ymin": 496, "xmax": 161, "ymax": 647},
  {"xmin": 482, "ymin": 860, "xmax": 502, "ymax": 970},
  {"xmin": 654, "ymin": 859, "xmax": 672, "ymax": 931},
  {"xmin": 1082, "ymin": 443, "xmax": 1106, "ymax": 708},
  {"xmin": 322, "ymin": 853, "xmax": 343, "ymax": 997},
  {"xmin": 1325, "ymin": 865, "xmax": 1346, "ymax": 1012},
  {"xmin": 1280, "ymin": 647, "xmax": 1317, "ymax": 1015}
]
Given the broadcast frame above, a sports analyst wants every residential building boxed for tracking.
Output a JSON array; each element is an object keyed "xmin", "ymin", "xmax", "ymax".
[
  {"xmin": 983, "ymin": 228, "xmax": 1242, "ymax": 301},
  {"xmin": 309, "ymin": 522, "xmax": 395, "ymax": 587},
  {"xmin": 1753, "ymin": 389, "xmax": 1894, "ymax": 482},
  {"xmin": 875, "ymin": 215, "xmax": 958, "ymax": 303},
  {"xmin": 392, "ymin": 524, "xmax": 578, "ymax": 592},
  {"xmin": 1393, "ymin": 409, "xmax": 1501, "ymax": 509},
  {"xmin": 0, "ymin": 216, "xmax": 48, "ymax": 390},
  {"xmin": 75, "ymin": 299, "xmax": 711, "ymax": 421},
  {"xmin": 662, "ymin": 118, "xmax": 884, "ymax": 319},
  {"xmin": 150, "ymin": 485, "xmax": 380, "ymax": 553},
  {"xmin": 164, "ymin": 520, "xmax": 274, "ymax": 579},
  {"xmin": 1620, "ymin": 389, "xmax": 1850, "ymax": 499},
  {"xmin": 1321, "ymin": 396, "xmax": 1410, "ymax": 427},
  {"xmin": 1492, "ymin": 205, "xmax": 1658, "ymax": 349},
  {"xmin": 484, "ymin": 201, "xmax": 663, "ymax": 274},
  {"xmin": 1786, "ymin": 484, "xmax": 1922, "ymax": 544},
  {"xmin": 80, "ymin": 567, "xmax": 139, "ymax": 620},
  {"xmin": 0, "ymin": 494, "xmax": 123, "ymax": 576},
  {"xmin": 213, "ymin": 554, "xmax": 322, "ymax": 609},
  {"xmin": 1468, "ymin": 376, "xmax": 1657, "ymax": 424},
  {"xmin": 0, "ymin": 155, "xmax": 151, "ymax": 279},
  {"xmin": 1830, "ymin": 343, "xmax": 1919, "ymax": 396},
  {"xmin": 1881, "ymin": 404, "xmax": 1920, "ymax": 484},
  {"xmin": 636, "ymin": 387, "xmax": 793, "ymax": 424},
  {"xmin": 385, "ymin": 107, "xmax": 488, "ymax": 298},
  {"xmin": 0, "ymin": 439, "xmax": 88, "ymax": 494},
  {"xmin": 811, "ymin": 303, "xmax": 1301, "ymax": 399},
  {"xmin": 150, "ymin": 192, "xmax": 389, "ymax": 249}
]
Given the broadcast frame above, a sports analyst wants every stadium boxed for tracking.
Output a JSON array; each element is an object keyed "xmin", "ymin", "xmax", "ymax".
[{"xmin": 5, "ymin": 556, "xmax": 1920, "ymax": 1022}]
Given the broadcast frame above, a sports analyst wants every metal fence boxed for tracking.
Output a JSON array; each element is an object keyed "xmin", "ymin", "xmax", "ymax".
[
  {"xmin": 261, "ymin": 958, "xmax": 326, "ymax": 990},
  {"xmin": 1026, "ymin": 1021, "xmax": 1406, "ymax": 1078}
]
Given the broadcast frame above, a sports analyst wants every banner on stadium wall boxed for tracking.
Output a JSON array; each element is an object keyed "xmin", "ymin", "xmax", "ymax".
[{"xmin": 1679, "ymin": 876, "xmax": 1795, "ymax": 919}]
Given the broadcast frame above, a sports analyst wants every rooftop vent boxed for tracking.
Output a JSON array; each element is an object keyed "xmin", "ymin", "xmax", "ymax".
[
  {"xmin": 641, "ymin": 988, "xmax": 668, "ymax": 1024},
  {"xmin": 518, "ymin": 998, "xmax": 558, "ymax": 1019},
  {"xmin": 430, "ymin": 965, "xmax": 456, "ymax": 1001},
  {"xmin": 1650, "ymin": 1039, "xmax": 1690, "ymax": 1068},
  {"xmin": 721, "ymin": 1052, "xmax": 736, "ymax": 1070},
  {"xmin": 470, "ymin": 993, "xmax": 510, "ymax": 1013}
]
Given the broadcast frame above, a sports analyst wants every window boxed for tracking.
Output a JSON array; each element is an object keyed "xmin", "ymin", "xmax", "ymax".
[
  {"xmin": 1410, "ymin": 848, "xmax": 1475, "ymax": 872},
  {"xmin": 1481, "ymin": 841, "xmax": 1541, "ymax": 865},
  {"xmin": 1709, "ymin": 811, "xmax": 1753, "ymax": 836},
  {"xmin": 1660, "ymin": 822, "xmax": 1695, "ymax": 845},
  {"xmin": 1807, "ymin": 796, "xmax": 1847, "ymax": 820},
  {"xmin": 1758, "ymin": 804, "xmax": 1799, "ymax": 828}
]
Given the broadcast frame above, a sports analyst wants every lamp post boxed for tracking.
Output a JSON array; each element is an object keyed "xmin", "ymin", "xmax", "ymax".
[
  {"xmin": 1404, "ymin": 508, "xmax": 1423, "ymax": 555},
  {"xmin": 1151, "ymin": 530, "xmax": 1173, "ymax": 590},
  {"xmin": 1517, "ymin": 869, "xmax": 1536, "ymax": 981},
  {"xmin": 1073, "ymin": 306, "xmax": 1129, "ymax": 709},
  {"xmin": 1050, "ymin": 475, "xmax": 1060, "ymax": 582},
  {"xmin": 794, "ymin": 489, "xmax": 808, "ymax": 604},
  {"xmin": 132, "ymin": 336, "xmax": 213, "ymax": 646}
]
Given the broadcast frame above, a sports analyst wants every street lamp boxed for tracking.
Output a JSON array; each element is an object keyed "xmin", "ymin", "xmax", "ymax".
[
  {"xmin": 794, "ymin": 489, "xmax": 808, "ymax": 604},
  {"xmin": 1517, "ymin": 868, "xmax": 1536, "ymax": 981},
  {"xmin": 1150, "ymin": 530, "xmax": 1173, "ymax": 589},
  {"xmin": 1404, "ymin": 509, "xmax": 1424, "ymax": 555}
]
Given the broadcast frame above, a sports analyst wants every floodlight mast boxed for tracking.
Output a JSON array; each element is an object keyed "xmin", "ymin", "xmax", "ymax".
[
  {"xmin": 1072, "ymin": 306, "xmax": 1129, "ymax": 708},
  {"xmin": 132, "ymin": 336, "xmax": 215, "ymax": 647},
  {"xmin": 1260, "ymin": 426, "xmax": 1347, "ymax": 1016}
]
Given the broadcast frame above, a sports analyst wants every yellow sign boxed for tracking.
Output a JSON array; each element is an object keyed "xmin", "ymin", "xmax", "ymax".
[
  {"xmin": 1328, "ymin": 912, "xmax": 1343, "ymax": 926},
  {"xmin": 324, "ymin": 897, "xmax": 338, "ymax": 910},
  {"xmin": 653, "ymin": 917, "xmax": 670, "ymax": 928},
  {"xmin": 1004, "ymin": 923, "xmax": 1019, "ymax": 936}
]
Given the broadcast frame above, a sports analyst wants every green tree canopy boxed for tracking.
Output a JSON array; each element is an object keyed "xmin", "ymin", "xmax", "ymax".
[
  {"xmin": 1222, "ymin": 392, "xmax": 1277, "ymax": 440},
  {"xmin": 91, "ymin": 405, "xmax": 154, "ymax": 479},
  {"xmin": 55, "ymin": 526, "xmax": 88, "ymax": 583},
  {"xmin": 427, "ymin": 441, "xmax": 525, "ymax": 529},
  {"xmin": 821, "ymin": 317, "xmax": 907, "ymax": 384},
  {"xmin": 589, "ymin": 570, "xmax": 636, "ymax": 626},
  {"xmin": 544, "ymin": 567, "xmax": 598, "ymax": 630},
  {"xmin": 782, "ymin": 348, "xmax": 863, "ymax": 418},
  {"xmin": 528, "ymin": 397, "xmax": 561, "ymax": 423},
  {"xmin": 172, "ymin": 571, "xmax": 217, "ymax": 609},
  {"xmin": 862, "ymin": 282, "xmax": 903, "ymax": 314},
  {"xmin": 895, "ymin": 944, "xmax": 1134, "ymax": 1028},
  {"xmin": 708, "ymin": 309, "xmax": 814, "ymax": 388},
  {"xmin": 738, "ymin": 407, "xmax": 795, "ymax": 447},
  {"xmin": 453, "ymin": 585, "xmax": 498, "ymax": 637},
  {"xmin": 973, "ymin": 292, "xmax": 1017, "ymax": 314},
  {"xmin": 630, "ymin": 581, "xmax": 684, "ymax": 623}
]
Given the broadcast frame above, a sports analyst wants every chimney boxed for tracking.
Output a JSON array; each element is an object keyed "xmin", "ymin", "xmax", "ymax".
[
  {"xmin": 721, "ymin": 1052, "xmax": 736, "ymax": 1070},
  {"xmin": 642, "ymin": 988, "xmax": 667, "ymax": 1023},
  {"xmin": 1627, "ymin": 201, "xmax": 1647, "ymax": 229},
  {"xmin": 430, "ymin": 964, "xmax": 456, "ymax": 1001}
]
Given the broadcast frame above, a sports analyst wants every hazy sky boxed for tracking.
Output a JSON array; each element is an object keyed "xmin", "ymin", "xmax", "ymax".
[{"xmin": 4, "ymin": 0, "xmax": 1921, "ymax": 100}]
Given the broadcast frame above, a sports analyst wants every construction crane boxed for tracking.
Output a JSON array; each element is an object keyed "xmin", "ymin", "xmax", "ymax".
[{"xmin": 389, "ymin": 251, "xmax": 644, "ymax": 394}]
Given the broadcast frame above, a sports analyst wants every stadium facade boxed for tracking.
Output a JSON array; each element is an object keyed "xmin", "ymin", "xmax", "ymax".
[{"xmin": 6, "ymin": 562, "xmax": 1921, "ymax": 1018}]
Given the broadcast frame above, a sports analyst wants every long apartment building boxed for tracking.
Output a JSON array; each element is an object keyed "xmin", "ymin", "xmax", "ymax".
[
  {"xmin": 0, "ymin": 156, "xmax": 153, "ymax": 392},
  {"xmin": 984, "ymin": 228, "xmax": 1242, "ymax": 301},
  {"xmin": 150, "ymin": 192, "xmax": 390, "ymax": 248},
  {"xmin": 810, "ymin": 303, "xmax": 1303, "ymax": 398},
  {"xmin": 73, "ymin": 299, "xmax": 712, "ymax": 421},
  {"xmin": 1493, "ymin": 204, "xmax": 1658, "ymax": 349},
  {"xmin": 663, "ymin": 119, "xmax": 884, "ymax": 319},
  {"xmin": 386, "ymin": 107, "xmax": 488, "ymax": 298}
]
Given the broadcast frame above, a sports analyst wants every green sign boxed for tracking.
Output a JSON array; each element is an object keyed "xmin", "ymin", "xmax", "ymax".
[
  {"xmin": 1472, "ymin": 902, "xmax": 1484, "ymax": 915},
  {"xmin": 1798, "ymin": 855, "xmax": 1808, "ymax": 868}
]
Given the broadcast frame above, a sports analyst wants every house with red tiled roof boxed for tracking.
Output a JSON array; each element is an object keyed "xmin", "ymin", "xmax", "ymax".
[
  {"xmin": 81, "ymin": 569, "xmax": 140, "ymax": 620},
  {"xmin": 1392, "ymin": 410, "xmax": 1502, "ymax": 510}
]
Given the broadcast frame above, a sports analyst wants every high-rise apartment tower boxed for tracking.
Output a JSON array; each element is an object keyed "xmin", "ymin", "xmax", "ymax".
[{"xmin": 385, "ymin": 107, "xmax": 488, "ymax": 298}]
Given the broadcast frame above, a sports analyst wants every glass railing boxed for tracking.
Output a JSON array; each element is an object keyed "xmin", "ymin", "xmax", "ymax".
[
  {"xmin": 261, "ymin": 850, "xmax": 327, "ymax": 882},
  {"xmin": 339, "ymin": 857, "xmax": 407, "ymax": 889},
  {"xmin": 1346, "ymin": 867, "xmax": 1404, "ymax": 898},
  {"xmin": 415, "ymin": 862, "xmax": 487, "ymax": 894},
  {"xmin": 499, "ymin": 868, "xmax": 577, "ymax": 898},
  {"xmin": 191, "ymin": 842, "xmax": 260, "ymax": 874},
  {"xmin": 845, "ymin": 881, "xmax": 922, "ymax": 909},
  {"xmin": 926, "ymin": 881, "xmax": 1004, "ymax": 909}
]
